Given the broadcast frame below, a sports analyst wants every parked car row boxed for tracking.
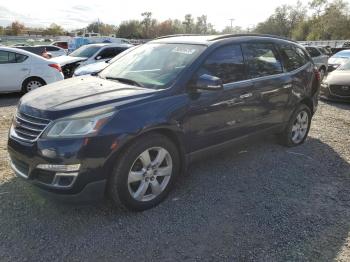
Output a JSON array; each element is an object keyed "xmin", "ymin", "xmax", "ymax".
[{"xmin": 51, "ymin": 43, "xmax": 133, "ymax": 78}]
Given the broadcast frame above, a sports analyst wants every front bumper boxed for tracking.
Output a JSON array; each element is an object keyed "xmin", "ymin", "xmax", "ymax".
[
  {"xmin": 7, "ymin": 134, "xmax": 117, "ymax": 199},
  {"xmin": 320, "ymin": 84, "xmax": 350, "ymax": 103}
]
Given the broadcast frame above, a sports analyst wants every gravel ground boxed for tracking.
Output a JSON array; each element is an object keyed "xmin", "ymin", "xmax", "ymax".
[{"xmin": 0, "ymin": 93, "xmax": 349, "ymax": 262}]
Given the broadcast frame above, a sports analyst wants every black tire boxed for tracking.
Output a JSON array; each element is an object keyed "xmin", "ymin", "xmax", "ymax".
[
  {"xmin": 22, "ymin": 77, "xmax": 46, "ymax": 93},
  {"xmin": 279, "ymin": 104, "xmax": 312, "ymax": 147},
  {"xmin": 108, "ymin": 133, "xmax": 180, "ymax": 211}
]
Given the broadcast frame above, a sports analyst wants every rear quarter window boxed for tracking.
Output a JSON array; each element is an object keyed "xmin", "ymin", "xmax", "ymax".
[
  {"xmin": 242, "ymin": 43, "xmax": 283, "ymax": 78},
  {"xmin": 279, "ymin": 44, "xmax": 309, "ymax": 72}
]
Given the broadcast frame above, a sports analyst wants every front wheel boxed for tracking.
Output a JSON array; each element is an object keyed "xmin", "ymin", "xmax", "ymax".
[
  {"xmin": 108, "ymin": 134, "xmax": 180, "ymax": 211},
  {"xmin": 279, "ymin": 104, "xmax": 312, "ymax": 147}
]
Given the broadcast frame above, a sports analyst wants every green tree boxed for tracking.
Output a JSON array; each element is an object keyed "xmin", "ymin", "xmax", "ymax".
[
  {"xmin": 183, "ymin": 14, "xmax": 194, "ymax": 33},
  {"xmin": 86, "ymin": 21, "xmax": 117, "ymax": 36},
  {"xmin": 11, "ymin": 21, "xmax": 25, "ymax": 36},
  {"xmin": 117, "ymin": 20, "xmax": 142, "ymax": 38},
  {"xmin": 141, "ymin": 12, "xmax": 152, "ymax": 38},
  {"xmin": 44, "ymin": 23, "xmax": 64, "ymax": 36}
]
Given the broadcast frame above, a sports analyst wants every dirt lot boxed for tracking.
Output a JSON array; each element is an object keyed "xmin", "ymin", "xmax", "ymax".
[{"xmin": 0, "ymin": 94, "xmax": 349, "ymax": 262}]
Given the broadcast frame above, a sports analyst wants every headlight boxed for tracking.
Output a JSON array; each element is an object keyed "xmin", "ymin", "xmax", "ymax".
[{"xmin": 44, "ymin": 107, "xmax": 116, "ymax": 138}]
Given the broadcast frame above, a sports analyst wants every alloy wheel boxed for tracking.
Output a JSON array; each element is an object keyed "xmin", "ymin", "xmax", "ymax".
[
  {"xmin": 127, "ymin": 147, "xmax": 173, "ymax": 202},
  {"xmin": 291, "ymin": 110, "xmax": 309, "ymax": 144}
]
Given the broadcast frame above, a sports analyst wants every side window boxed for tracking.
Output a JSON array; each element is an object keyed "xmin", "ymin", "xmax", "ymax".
[
  {"xmin": 46, "ymin": 46, "xmax": 60, "ymax": 52},
  {"xmin": 242, "ymin": 43, "xmax": 283, "ymax": 78},
  {"xmin": 279, "ymin": 44, "xmax": 309, "ymax": 72},
  {"xmin": 197, "ymin": 44, "xmax": 246, "ymax": 84},
  {"xmin": 97, "ymin": 48, "xmax": 118, "ymax": 59},
  {"xmin": 0, "ymin": 51, "xmax": 27, "ymax": 64},
  {"xmin": 0, "ymin": 51, "xmax": 9, "ymax": 64},
  {"xmin": 306, "ymin": 47, "xmax": 321, "ymax": 57},
  {"xmin": 15, "ymin": 53, "xmax": 28, "ymax": 63}
]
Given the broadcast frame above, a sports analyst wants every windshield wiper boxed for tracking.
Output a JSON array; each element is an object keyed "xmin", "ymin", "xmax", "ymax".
[{"xmin": 105, "ymin": 77, "xmax": 144, "ymax": 88}]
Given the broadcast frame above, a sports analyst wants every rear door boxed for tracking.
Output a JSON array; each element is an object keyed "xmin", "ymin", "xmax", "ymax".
[
  {"xmin": 278, "ymin": 43, "xmax": 314, "ymax": 116},
  {"xmin": 185, "ymin": 44, "xmax": 259, "ymax": 152},
  {"xmin": 241, "ymin": 42, "xmax": 292, "ymax": 128},
  {"xmin": 0, "ymin": 51, "xmax": 29, "ymax": 92}
]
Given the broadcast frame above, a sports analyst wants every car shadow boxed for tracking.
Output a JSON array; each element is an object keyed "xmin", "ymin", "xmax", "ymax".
[
  {"xmin": 0, "ymin": 136, "xmax": 349, "ymax": 261},
  {"xmin": 0, "ymin": 93, "xmax": 21, "ymax": 107},
  {"xmin": 320, "ymin": 98, "xmax": 350, "ymax": 110}
]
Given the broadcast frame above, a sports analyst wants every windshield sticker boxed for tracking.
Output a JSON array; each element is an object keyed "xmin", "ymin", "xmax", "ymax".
[{"xmin": 172, "ymin": 47, "xmax": 197, "ymax": 55}]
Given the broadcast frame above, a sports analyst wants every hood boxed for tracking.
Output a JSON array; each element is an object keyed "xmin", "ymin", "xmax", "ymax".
[
  {"xmin": 328, "ymin": 57, "xmax": 349, "ymax": 66},
  {"xmin": 325, "ymin": 70, "xmax": 350, "ymax": 85},
  {"xmin": 74, "ymin": 61, "xmax": 109, "ymax": 76},
  {"xmin": 50, "ymin": 55, "xmax": 87, "ymax": 66},
  {"xmin": 19, "ymin": 76, "xmax": 158, "ymax": 119}
]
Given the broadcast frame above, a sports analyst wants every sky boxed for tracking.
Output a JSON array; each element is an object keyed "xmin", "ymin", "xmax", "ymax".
[{"xmin": 0, "ymin": 0, "xmax": 312, "ymax": 31}]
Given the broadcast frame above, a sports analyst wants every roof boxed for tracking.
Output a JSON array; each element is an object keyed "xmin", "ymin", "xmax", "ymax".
[
  {"xmin": 84, "ymin": 43, "xmax": 134, "ymax": 48},
  {"xmin": 152, "ymin": 34, "xmax": 296, "ymax": 45},
  {"xmin": 0, "ymin": 46, "xmax": 46, "ymax": 60}
]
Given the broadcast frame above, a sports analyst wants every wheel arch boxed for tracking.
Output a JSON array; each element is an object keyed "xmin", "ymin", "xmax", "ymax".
[
  {"xmin": 300, "ymin": 97, "xmax": 314, "ymax": 115},
  {"xmin": 104, "ymin": 127, "xmax": 188, "ymax": 182},
  {"xmin": 21, "ymin": 76, "xmax": 46, "ymax": 92}
]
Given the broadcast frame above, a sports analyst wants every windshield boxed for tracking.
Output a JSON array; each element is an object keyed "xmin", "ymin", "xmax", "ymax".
[
  {"xmin": 99, "ymin": 43, "xmax": 206, "ymax": 89},
  {"xmin": 332, "ymin": 51, "xmax": 350, "ymax": 58},
  {"xmin": 69, "ymin": 45, "xmax": 101, "ymax": 58}
]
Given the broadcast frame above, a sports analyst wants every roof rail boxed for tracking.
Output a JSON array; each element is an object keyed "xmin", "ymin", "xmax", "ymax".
[
  {"xmin": 154, "ymin": 34, "xmax": 202, "ymax": 40},
  {"xmin": 209, "ymin": 34, "xmax": 297, "ymax": 43}
]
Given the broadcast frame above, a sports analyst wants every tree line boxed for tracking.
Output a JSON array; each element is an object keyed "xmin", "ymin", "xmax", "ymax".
[
  {"xmin": 1, "ymin": 0, "xmax": 349, "ymax": 40},
  {"xmin": 254, "ymin": 0, "xmax": 350, "ymax": 40}
]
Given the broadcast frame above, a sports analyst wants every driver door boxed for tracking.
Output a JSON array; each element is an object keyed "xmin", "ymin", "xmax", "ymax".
[{"xmin": 184, "ymin": 44, "xmax": 259, "ymax": 152}]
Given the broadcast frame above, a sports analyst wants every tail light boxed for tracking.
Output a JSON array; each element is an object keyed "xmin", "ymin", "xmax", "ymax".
[
  {"xmin": 314, "ymin": 67, "xmax": 321, "ymax": 82},
  {"xmin": 49, "ymin": 63, "xmax": 62, "ymax": 72}
]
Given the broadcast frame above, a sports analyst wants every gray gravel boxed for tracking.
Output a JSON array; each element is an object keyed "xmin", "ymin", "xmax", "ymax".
[{"xmin": 0, "ymin": 94, "xmax": 349, "ymax": 262}]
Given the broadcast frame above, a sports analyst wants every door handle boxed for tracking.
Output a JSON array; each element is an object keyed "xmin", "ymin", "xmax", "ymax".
[
  {"xmin": 21, "ymin": 68, "xmax": 29, "ymax": 71},
  {"xmin": 239, "ymin": 93, "xmax": 253, "ymax": 99}
]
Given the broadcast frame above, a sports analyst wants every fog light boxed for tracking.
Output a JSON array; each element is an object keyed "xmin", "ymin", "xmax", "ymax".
[{"xmin": 37, "ymin": 164, "xmax": 80, "ymax": 172}]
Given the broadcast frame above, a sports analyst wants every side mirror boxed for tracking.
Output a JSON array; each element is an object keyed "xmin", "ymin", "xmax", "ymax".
[
  {"xmin": 95, "ymin": 56, "xmax": 102, "ymax": 60},
  {"xmin": 196, "ymin": 74, "xmax": 223, "ymax": 91}
]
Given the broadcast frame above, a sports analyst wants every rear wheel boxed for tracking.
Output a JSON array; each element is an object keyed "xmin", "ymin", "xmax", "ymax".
[
  {"xmin": 108, "ymin": 134, "xmax": 180, "ymax": 211},
  {"xmin": 22, "ymin": 77, "xmax": 46, "ymax": 93},
  {"xmin": 279, "ymin": 104, "xmax": 312, "ymax": 147}
]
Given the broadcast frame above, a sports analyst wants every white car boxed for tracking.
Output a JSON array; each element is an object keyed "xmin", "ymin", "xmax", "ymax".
[
  {"xmin": 0, "ymin": 47, "xmax": 64, "ymax": 93},
  {"xmin": 15, "ymin": 45, "xmax": 67, "ymax": 58},
  {"xmin": 51, "ymin": 43, "xmax": 133, "ymax": 78},
  {"xmin": 73, "ymin": 45, "xmax": 136, "ymax": 77}
]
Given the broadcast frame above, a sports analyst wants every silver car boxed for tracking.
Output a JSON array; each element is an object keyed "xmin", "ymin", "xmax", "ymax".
[
  {"xmin": 321, "ymin": 60, "xmax": 350, "ymax": 102},
  {"xmin": 305, "ymin": 46, "xmax": 329, "ymax": 80}
]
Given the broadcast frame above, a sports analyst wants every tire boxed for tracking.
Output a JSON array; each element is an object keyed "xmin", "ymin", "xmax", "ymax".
[
  {"xmin": 279, "ymin": 104, "xmax": 312, "ymax": 147},
  {"xmin": 22, "ymin": 77, "xmax": 46, "ymax": 93},
  {"xmin": 108, "ymin": 133, "xmax": 180, "ymax": 211}
]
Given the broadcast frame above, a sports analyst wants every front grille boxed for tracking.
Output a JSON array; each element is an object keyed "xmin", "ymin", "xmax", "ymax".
[
  {"xmin": 329, "ymin": 85, "xmax": 350, "ymax": 97},
  {"xmin": 12, "ymin": 112, "xmax": 51, "ymax": 142}
]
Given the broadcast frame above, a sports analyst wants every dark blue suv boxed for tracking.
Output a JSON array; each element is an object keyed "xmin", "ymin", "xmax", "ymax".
[{"xmin": 8, "ymin": 34, "xmax": 320, "ymax": 211}]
